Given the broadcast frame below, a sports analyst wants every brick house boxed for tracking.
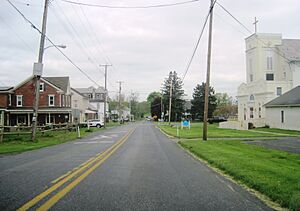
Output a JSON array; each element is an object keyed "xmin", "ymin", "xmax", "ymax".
[
  {"xmin": 4, "ymin": 76, "xmax": 72, "ymax": 126},
  {"xmin": 0, "ymin": 86, "xmax": 13, "ymax": 126}
]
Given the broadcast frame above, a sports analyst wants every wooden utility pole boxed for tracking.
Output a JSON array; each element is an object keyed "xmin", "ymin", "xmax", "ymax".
[
  {"xmin": 32, "ymin": 0, "xmax": 49, "ymax": 141},
  {"xmin": 100, "ymin": 64, "xmax": 112, "ymax": 128},
  {"xmin": 168, "ymin": 72, "xmax": 173, "ymax": 124},
  {"xmin": 116, "ymin": 81, "xmax": 124, "ymax": 120},
  {"xmin": 203, "ymin": 0, "xmax": 214, "ymax": 141}
]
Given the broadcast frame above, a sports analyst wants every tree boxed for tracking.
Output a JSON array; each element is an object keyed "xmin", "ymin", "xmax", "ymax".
[
  {"xmin": 128, "ymin": 92, "xmax": 139, "ymax": 119},
  {"xmin": 147, "ymin": 92, "xmax": 162, "ymax": 119},
  {"xmin": 190, "ymin": 82, "xmax": 217, "ymax": 120},
  {"xmin": 213, "ymin": 93, "xmax": 237, "ymax": 118},
  {"xmin": 161, "ymin": 71, "xmax": 185, "ymax": 121}
]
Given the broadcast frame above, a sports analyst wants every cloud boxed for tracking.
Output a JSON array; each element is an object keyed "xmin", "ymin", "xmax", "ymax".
[{"xmin": 0, "ymin": 0, "xmax": 300, "ymax": 100}]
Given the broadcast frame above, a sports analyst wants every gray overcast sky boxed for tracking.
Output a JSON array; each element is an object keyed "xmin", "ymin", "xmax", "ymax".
[{"xmin": 1, "ymin": 0, "xmax": 300, "ymax": 101}]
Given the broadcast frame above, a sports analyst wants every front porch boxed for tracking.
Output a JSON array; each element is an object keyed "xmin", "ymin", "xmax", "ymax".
[{"xmin": 7, "ymin": 109, "xmax": 72, "ymax": 126}]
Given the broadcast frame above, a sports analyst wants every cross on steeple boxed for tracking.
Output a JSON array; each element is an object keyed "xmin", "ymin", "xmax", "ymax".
[{"xmin": 253, "ymin": 17, "xmax": 258, "ymax": 34}]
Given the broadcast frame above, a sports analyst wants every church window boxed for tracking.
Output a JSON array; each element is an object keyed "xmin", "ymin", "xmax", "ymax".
[
  {"xmin": 250, "ymin": 74, "xmax": 253, "ymax": 82},
  {"xmin": 266, "ymin": 50, "xmax": 273, "ymax": 70},
  {"xmin": 276, "ymin": 87, "xmax": 282, "ymax": 96},
  {"xmin": 258, "ymin": 107, "xmax": 261, "ymax": 118},
  {"xmin": 267, "ymin": 57, "xmax": 273, "ymax": 70},
  {"xmin": 249, "ymin": 94, "xmax": 254, "ymax": 101},
  {"xmin": 281, "ymin": 111, "xmax": 284, "ymax": 123},
  {"xmin": 266, "ymin": 73, "xmax": 274, "ymax": 81},
  {"xmin": 249, "ymin": 107, "xmax": 254, "ymax": 119}
]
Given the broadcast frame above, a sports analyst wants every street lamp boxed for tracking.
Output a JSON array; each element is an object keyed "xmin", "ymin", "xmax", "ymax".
[{"xmin": 44, "ymin": 44, "xmax": 66, "ymax": 50}]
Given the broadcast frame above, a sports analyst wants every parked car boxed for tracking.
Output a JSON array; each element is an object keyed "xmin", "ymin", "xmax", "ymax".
[
  {"xmin": 88, "ymin": 119, "xmax": 104, "ymax": 128},
  {"xmin": 208, "ymin": 116, "xmax": 227, "ymax": 124}
]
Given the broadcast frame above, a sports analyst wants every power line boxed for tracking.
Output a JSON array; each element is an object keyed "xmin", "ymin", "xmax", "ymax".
[
  {"xmin": 6, "ymin": 0, "xmax": 101, "ymax": 87},
  {"xmin": 216, "ymin": 2, "xmax": 299, "ymax": 68},
  {"xmin": 182, "ymin": 0, "xmax": 217, "ymax": 81},
  {"xmin": 0, "ymin": 15, "xmax": 36, "ymax": 54},
  {"xmin": 216, "ymin": 2, "xmax": 252, "ymax": 34},
  {"xmin": 61, "ymin": 0, "xmax": 200, "ymax": 9}
]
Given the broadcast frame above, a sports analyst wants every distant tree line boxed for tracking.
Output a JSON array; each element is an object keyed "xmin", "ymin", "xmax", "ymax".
[{"xmin": 147, "ymin": 71, "xmax": 237, "ymax": 122}]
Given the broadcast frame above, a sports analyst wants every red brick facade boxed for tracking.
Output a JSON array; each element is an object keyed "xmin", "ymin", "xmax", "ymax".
[
  {"xmin": 0, "ymin": 94, "xmax": 8, "ymax": 108},
  {"xmin": 12, "ymin": 79, "xmax": 70, "ymax": 108},
  {"xmin": 2, "ymin": 76, "xmax": 72, "ymax": 126}
]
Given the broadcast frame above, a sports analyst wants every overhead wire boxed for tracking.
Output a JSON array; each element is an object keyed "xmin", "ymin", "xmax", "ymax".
[
  {"xmin": 182, "ymin": 0, "xmax": 217, "ymax": 81},
  {"xmin": 0, "ymin": 15, "xmax": 36, "ymax": 54},
  {"xmin": 51, "ymin": 1, "xmax": 105, "ymax": 76},
  {"xmin": 216, "ymin": 2, "xmax": 299, "ymax": 68},
  {"xmin": 78, "ymin": 5, "xmax": 120, "ymax": 89},
  {"xmin": 60, "ymin": 0, "xmax": 200, "ymax": 9},
  {"xmin": 52, "ymin": 1, "xmax": 119, "ymax": 92},
  {"xmin": 6, "ymin": 0, "xmax": 101, "ymax": 87}
]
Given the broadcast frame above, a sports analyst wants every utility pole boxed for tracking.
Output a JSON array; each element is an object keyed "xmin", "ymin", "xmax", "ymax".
[
  {"xmin": 32, "ymin": 0, "xmax": 49, "ymax": 141},
  {"xmin": 116, "ymin": 81, "xmax": 124, "ymax": 120},
  {"xmin": 99, "ymin": 64, "xmax": 112, "ymax": 128},
  {"xmin": 203, "ymin": 0, "xmax": 214, "ymax": 141},
  {"xmin": 168, "ymin": 72, "xmax": 173, "ymax": 124}
]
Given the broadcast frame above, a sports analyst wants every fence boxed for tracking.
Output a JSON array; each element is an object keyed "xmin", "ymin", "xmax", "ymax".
[{"xmin": 0, "ymin": 123, "xmax": 78, "ymax": 142}]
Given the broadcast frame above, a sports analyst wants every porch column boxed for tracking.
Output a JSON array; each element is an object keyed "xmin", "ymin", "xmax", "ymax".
[
  {"xmin": 48, "ymin": 113, "xmax": 51, "ymax": 124},
  {"xmin": 27, "ymin": 113, "xmax": 30, "ymax": 126}
]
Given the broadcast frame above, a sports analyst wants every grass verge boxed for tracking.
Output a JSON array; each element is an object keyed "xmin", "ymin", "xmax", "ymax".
[
  {"xmin": 0, "ymin": 121, "xmax": 124, "ymax": 154},
  {"xmin": 179, "ymin": 140, "xmax": 300, "ymax": 210},
  {"xmin": 158, "ymin": 122, "xmax": 300, "ymax": 139}
]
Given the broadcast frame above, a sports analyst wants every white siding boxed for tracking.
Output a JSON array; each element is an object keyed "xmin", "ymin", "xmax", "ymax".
[{"xmin": 266, "ymin": 107, "xmax": 300, "ymax": 130}]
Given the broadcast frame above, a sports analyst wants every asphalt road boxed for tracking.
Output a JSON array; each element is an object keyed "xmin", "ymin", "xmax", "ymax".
[
  {"xmin": 0, "ymin": 122, "xmax": 272, "ymax": 210},
  {"xmin": 246, "ymin": 137, "xmax": 300, "ymax": 154}
]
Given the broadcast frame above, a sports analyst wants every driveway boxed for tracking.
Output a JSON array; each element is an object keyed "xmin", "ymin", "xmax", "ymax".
[{"xmin": 246, "ymin": 137, "xmax": 300, "ymax": 154}]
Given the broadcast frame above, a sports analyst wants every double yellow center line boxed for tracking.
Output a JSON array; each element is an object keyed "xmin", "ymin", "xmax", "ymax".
[{"xmin": 18, "ymin": 129, "xmax": 134, "ymax": 211}]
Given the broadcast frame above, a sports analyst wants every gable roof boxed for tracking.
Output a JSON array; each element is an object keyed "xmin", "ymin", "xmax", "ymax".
[
  {"xmin": 43, "ymin": 77, "xmax": 69, "ymax": 92},
  {"xmin": 74, "ymin": 86, "xmax": 105, "ymax": 94},
  {"xmin": 0, "ymin": 86, "xmax": 13, "ymax": 92},
  {"xmin": 277, "ymin": 39, "xmax": 300, "ymax": 61},
  {"xmin": 265, "ymin": 86, "xmax": 300, "ymax": 107},
  {"xmin": 71, "ymin": 87, "xmax": 88, "ymax": 98}
]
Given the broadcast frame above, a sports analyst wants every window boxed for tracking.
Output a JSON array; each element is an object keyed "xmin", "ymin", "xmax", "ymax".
[
  {"xmin": 281, "ymin": 110, "xmax": 284, "ymax": 123},
  {"xmin": 8, "ymin": 94, "xmax": 11, "ymax": 106},
  {"xmin": 250, "ymin": 74, "xmax": 253, "ymax": 82},
  {"xmin": 266, "ymin": 50, "xmax": 273, "ymax": 70},
  {"xmin": 48, "ymin": 95, "xmax": 55, "ymax": 106},
  {"xmin": 39, "ymin": 83, "xmax": 44, "ymax": 92},
  {"xmin": 249, "ymin": 94, "xmax": 254, "ymax": 101},
  {"xmin": 244, "ymin": 108, "xmax": 247, "ymax": 120},
  {"xmin": 16, "ymin": 95, "xmax": 23, "ymax": 107},
  {"xmin": 249, "ymin": 107, "xmax": 254, "ymax": 119},
  {"xmin": 88, "ymin": 94, "xmax": 92, "ymax": 99},
  {"xmin": 267, "ymin": 57, "xmax": 273, "ymax": 70},
  {"xmin": 266, "ymin": 73, "xmax": 274, "ymax": 81},
  {"xmin": 249, "ymin": 58, "xmax": 253, "ymax": 72},
  {"xmin": 74, "ymin": 100, "xmax": 78, "ymax": 108},
  {"xmin": 258, "ymin": 107, "xmax": 261, "ymax": 118},
  {"xmin": 276, "ymin": 87, "xmax": 282, "ymax": 96}
]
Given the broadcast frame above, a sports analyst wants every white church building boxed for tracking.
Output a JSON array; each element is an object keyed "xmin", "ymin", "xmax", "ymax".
[{"xmin": 236, "ymin": 33, "xmax": 300, "ymax": 129}]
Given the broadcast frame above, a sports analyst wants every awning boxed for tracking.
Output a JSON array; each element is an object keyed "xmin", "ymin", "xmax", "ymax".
[{"xmin": 85, "ymin": 110, "xmax": 96, "ymax": 114}]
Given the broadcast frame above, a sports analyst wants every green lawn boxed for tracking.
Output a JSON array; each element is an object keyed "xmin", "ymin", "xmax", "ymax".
[
  {"xmin": 179, "ymin": 140, "xmax": 300, "ymax": 210},
  {"xmin": 0, "ymin": 121, "xmax": 121, "ymax": 154},
  {"xmin": 159, "ymin": 122, "xmax": 300, "ymax": 139}
]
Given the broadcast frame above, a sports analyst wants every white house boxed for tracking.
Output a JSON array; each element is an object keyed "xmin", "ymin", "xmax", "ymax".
[
  {"xmin": 236, "ymin": 33, "xmax": 300, "ymax": 129},
  {"xmin": 71, "ymin": 88, "xmax": 96, "ymax": 123},
  {"xmin": 265, "ymin": 86, "xmax": 300, "ymax": 130},
  {"xmin": 73, "ymin": 86, "xmax": 108, "ymax": 122}
]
